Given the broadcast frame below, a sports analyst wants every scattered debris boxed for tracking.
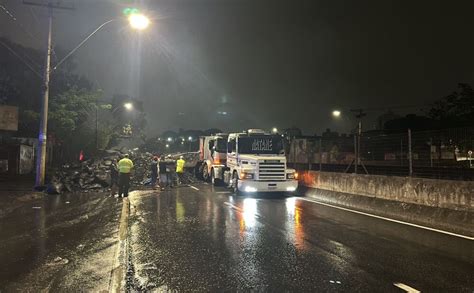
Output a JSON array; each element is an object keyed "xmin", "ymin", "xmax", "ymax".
[
  {"xmin": 47, "ymin": 256, "xmax": 69, "ymax": 266},
  {"xmin": 47, "ymin": 150, "xmax": 200, "ymax": 194}
]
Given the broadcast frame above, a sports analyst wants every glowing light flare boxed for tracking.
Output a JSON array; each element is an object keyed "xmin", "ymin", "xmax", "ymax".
[
  {"xmin": 242, "ymin": 198, "xmax": 257, "ymax": 228},
  {"xmin": 124, "ymin": 102, "xmax": 133, "ymax": 110},
  {"xmin": 128, "ymin": 13, "xmax": 150, "ymax": 30},
  {"xmin": 332, "ymin": 110, "xmax": 341, "ymax": 118}
]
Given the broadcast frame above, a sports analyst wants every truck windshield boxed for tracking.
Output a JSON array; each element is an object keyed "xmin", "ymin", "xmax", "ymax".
[
  {"xmin": 238, "ymin": 135, "xmax": 284, "ymax": 155},
  {"xmin": 216, "ymin": 138, "xmax": 227, "ymax": 152}
]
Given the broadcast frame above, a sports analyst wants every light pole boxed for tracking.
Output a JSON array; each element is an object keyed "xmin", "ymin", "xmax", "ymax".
[{"xmin": 35, "ymin": 11, "xmax": 150, "ymax": 186}]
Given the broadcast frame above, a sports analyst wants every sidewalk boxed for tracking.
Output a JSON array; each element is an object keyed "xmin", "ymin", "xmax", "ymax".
[{"xmin": 0, "ymin": 174, "xmax": 44, "ymax": 218}]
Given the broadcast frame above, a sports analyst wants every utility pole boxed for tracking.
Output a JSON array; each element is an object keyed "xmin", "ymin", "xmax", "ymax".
[
  {"xmin": 23, "ymin": 0, "xmax": 74, "ymax": 187},
  {"xmin": 350, "ymin": 108, "xmax": 368, "ymax": 174}
]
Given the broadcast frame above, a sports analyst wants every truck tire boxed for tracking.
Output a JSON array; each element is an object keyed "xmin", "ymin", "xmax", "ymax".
[
  {"xmin": 195, "ymin": 162, "xmax": 203, "ymax": 180},
  {"xmin": 232, "ymin": 171, "xmax": 241, "ymax": 195},
  {"xmin": 202, "ymin": 164, "xmax": 210, "ymax": 182},
  {"xmin": 211, "ymin": 169, "xmax": 222, "ymax": 186}
]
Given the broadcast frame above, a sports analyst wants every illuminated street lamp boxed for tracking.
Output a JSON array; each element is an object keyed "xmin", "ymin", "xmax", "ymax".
[
  {"xmin": 188, "ymin": 136, "xmax": 193, "ymax": 141},
  {"xmin": 35, "ymin": 8, "xmax": 152, "ymax": 187},
  {"xmin": 167, "ymin": 137, "xmax": 173, "ymax": 142},
  {"xmin": 272, "ymin": 127, "xmax": 278, "ymax": 134},
  {"xmin": 124, "ymin": 102, "xmax": 133, "ymax": 111},
  {"xmin": 128, "ymin": 13, "xmax": 150, "ymax": 30},
  {"xmin": 332, "ymin": 110, "xmax": 341, "ymax": 118}
]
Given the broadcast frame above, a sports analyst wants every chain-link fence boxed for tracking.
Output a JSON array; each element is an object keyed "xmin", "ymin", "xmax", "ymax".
[{"xmin": 288, "ymin": 127, "xmax": 474, "ymax": 180}]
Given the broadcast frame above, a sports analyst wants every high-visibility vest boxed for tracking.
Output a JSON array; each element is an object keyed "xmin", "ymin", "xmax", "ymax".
[
  {"xmin": 176, "ymin": 159, "xmax": 185, "ymax": 173},
  {"xmin": 118, "ymin": 158, "xmax": 134, "ymax": 173}
]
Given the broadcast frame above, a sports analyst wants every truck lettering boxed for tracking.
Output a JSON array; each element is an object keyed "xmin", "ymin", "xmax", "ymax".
[{"xmin": 251, "ymin": 139, "xmax": 273, "ymax": 151}]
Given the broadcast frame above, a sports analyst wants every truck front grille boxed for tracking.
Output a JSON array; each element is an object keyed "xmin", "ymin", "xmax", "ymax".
[{"xmin": 258, "ymin": 161, "xmax": 286, "ymax": 180}]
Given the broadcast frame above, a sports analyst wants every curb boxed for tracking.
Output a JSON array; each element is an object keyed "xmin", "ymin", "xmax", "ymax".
[{"xmin": 301, "ymin": 187, "xmax": 474, "ymax": 238}]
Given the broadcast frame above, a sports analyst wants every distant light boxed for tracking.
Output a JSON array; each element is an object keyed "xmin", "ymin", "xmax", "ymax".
[
  {"xmin": 217, "ymin": 111, "xmax": 228, "ymax": 116},
  {"xmin": 332, "ymin": 110, "xmax": 341, "ymax": 118},
  {"xmin": 165, "ymin": 144, "xmax": 170, "ymax": 148},
  {"xmin": 133, "ymin": 147, "xmax": 139, "ymax": 151},
  {"xmin": 272, "ymin": 127, "xmax": 278, "ymax": 133},
  {"xmin": 128, "ymin": 13, "xmax": 150, "ymax": 30},
  {"xmin": 181, "ymin": 141, "xmax": 184, "ymax": 145},
  {"xmin": 188, "ymin": 136, "xmax": 193, "ymax": 141},
  {"xmin": 124, "ymin": 102, "xmax": 133, "ymax": 110},
  {"xmin": 167, "ymin": 137, "xmax": 172, "ymax": 142}
]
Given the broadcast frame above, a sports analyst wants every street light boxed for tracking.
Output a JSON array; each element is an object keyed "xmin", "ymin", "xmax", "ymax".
[
  {"xmin": 124, "ymin": 102, "xmax": 133, "ymax": 111},
  {"xmin": 332, "ymin": 110, "xmax": 341, "ymax": 118},
  {"xmin": 35, "ymin": 9, "xmax": 151, "ymax": 187},
  {"xmin": 188, "ymin": 136, "xmax": 193, "ymax": 141},
  {"xmin": 272, "ymin": 127, "xmax": 278, "ymax": 134},
  {"xmin": 128, "ymin": 13, "xmax": 150, "ymax": 30}
]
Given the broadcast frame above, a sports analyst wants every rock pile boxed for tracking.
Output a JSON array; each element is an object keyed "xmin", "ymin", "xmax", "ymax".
[{"xmin": 47, "ymin": 150, "xmax": 200, "ymax": 194}]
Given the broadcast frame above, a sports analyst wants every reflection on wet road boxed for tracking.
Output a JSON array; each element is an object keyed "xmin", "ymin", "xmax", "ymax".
[
  {"xmin": 0, "ymin": 193, "xmax": 122, "ymax": 291},
  {"xmin": 128, "ymin": 184, "xmax": 474, "ymax": 292}
]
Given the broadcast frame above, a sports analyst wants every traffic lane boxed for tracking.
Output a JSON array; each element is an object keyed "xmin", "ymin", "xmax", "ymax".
[
  {"xmin": 129, "ymin": 184, "xmax": 473, "ymax": 292},
  {"xmin": 0, "ymin": 192, "xmax": 122, "ymax": 291},
  {"xmin": 129, "ymin": 185, "xmax": 390, "ymax": 292}
]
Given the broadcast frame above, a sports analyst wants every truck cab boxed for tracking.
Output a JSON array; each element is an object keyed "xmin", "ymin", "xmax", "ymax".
[
  {"xmin": 198, "ymin": 134, "xmax": 228, "ymax": 184},
  {"xmin": 222, "ymin": 129, "xmax": 298, "ymax": 194}
]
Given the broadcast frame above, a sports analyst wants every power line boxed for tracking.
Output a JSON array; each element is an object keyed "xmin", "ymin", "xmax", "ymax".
[{"xmin": 0, "ymin": 39, "xmax": 42, "ymax": 78}]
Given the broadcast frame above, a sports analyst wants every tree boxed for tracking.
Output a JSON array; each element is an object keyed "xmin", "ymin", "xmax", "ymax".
[{"xmin": 428, "ymin": 83, "xmax": 474, "ymax": 127}]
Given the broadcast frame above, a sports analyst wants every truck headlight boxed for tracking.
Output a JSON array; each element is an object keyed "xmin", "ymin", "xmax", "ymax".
[
  {"xmin": 240, "ymin": 172, "xmax": 254, "ymax": 180},
  {"xmin": 287, "ymin": 172, "xmax": 298, "ymax": 180}
]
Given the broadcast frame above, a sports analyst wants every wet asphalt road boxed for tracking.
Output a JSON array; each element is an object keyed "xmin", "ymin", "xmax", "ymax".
[
  {"xmin": 128, "ymin": 183, "xmax": 474, "ymax": 292},
  {"xmin": 0, "ymin": 192, "xmax": 122, "ymax": 291}
]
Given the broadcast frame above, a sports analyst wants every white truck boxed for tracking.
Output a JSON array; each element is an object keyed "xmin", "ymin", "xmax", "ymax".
[
  {"xmin": 198, "ymin": 134, "xmax": 229, "ymax": 184},
  {"xmin": 217, "ymin": 129, "xmax": 298, "ymax": 194}
]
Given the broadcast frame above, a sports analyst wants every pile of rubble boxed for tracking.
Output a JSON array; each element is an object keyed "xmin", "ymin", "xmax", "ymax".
[{"xmin": 47, "ymin": 150, "xmax": 200, "ymax": 194}]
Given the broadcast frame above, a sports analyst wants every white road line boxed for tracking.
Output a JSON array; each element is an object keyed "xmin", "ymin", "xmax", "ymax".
[
  {"xmin": 224, "ymin": 201, "xmax": 242, "ymax": 212},
  {"xmin": 298, "ymin": 197, "xmax": 474, "ymax": 241},
  {"xmin": 216, "ymin": 191, "xmax": 231, "ymax": 194},
  {"xmin": 189, "ymin": 185, "xmax": 200, "ymax": 191},
  {"xmin": 393, "ymin": 282, "xmax": 420, "ymax": 292}
]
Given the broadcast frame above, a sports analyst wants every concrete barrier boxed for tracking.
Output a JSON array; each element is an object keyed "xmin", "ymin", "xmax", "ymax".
[{"xmin": 300, "ymin": 171, "xmax": 473, "ymax": 236}]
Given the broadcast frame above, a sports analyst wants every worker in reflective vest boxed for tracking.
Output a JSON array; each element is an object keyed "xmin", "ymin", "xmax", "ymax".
[
  {"xmin": 118, "ymin": 154, "xmax": 134, "ymax": 197},
  {"xmin": 176, "ymin": 155, "xmax": 185, "ymax": 185}
]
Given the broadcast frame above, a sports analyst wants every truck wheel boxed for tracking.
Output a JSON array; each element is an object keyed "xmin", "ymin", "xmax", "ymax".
[
  {"xmin": 211, "ymin": 169, "xmax": 221, "ymax": 186},
  {"xmin": 202, "ymin": 164, "xmax": 210, "ymax": 182},
  {"xmin": 195, "ymin": 162, "xmax": 203, "ymax": 180},
  {"xmin": 232, "ymin": 172, "xmax": 241, "ymax": 195}
]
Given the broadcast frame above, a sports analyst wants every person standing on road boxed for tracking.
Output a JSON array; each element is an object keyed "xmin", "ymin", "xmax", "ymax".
[
  {"xmin": 176, "ymin": 155, "xmax": 185, "ymax": 185},
  {"xmin": 109, "ymin": 158, "xmax": 119, "ymax": 197},
  {"xmin": 150, "ymin": 156, "xmax": 159, "ymax": 190},
  {"xmin": 165, "ymin": 155, "xmax": 176, "ymax": 188},
  {"xmin": 118, "ymin": 154, "xmax": 134, "ymax": 198},
  {"xmin": 158, "ymin": 155, "xmax": 167, "ymax": 190}
]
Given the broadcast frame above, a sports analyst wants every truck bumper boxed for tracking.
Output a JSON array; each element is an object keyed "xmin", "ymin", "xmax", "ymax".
[{"xmin": 238, "ymin": 180, "xmax": 298, "ymax": 193}]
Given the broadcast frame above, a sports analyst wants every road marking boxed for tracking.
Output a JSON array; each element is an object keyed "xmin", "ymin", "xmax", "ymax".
[
  {"xmin": 216, "ymin": 191, "xmax": 231, "ymax": 194},
  {"xmin": 298, "ymin": 197, "xmax": 474, "ymax": 241},
  {"xmin": 393, "ymin": 282, "xmax": 420, "ymax": 292},
  {"xmin": 189, "ymin": 185, "xmax": 200, "ymax": 191},
  {"xmin": 224, "ymin": 201, "xmax": 243, "ymax": 212}
]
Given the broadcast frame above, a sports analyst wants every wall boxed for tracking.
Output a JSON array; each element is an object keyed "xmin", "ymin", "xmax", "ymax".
[{"xmin": 301, "ymin": 171, "xmax": 473, "ymax": 212}]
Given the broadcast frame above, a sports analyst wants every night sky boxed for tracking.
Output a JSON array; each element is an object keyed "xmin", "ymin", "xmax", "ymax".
[{"xmin": 1, "ymin": 0, "xmax": 473, "ymax": 135}]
